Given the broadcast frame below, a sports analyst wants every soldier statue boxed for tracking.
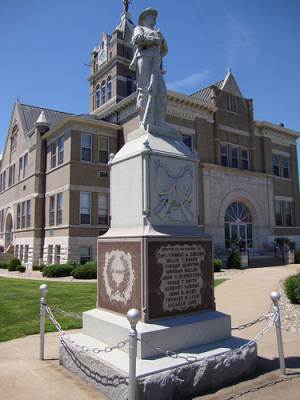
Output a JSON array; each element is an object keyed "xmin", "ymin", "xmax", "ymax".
[{"xmin": 129, "ymin": 8, "xmax": 168, "ymax": 130}]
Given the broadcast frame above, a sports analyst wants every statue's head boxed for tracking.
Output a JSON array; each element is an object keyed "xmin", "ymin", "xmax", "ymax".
[{"xmin": 138, "ymin": 8, "xmax": 157, "ymax": 28}]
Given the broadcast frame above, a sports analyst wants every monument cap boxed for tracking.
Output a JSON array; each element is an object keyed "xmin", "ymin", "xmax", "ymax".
[{"xmin": 138, "ymin": 7, "xmax": 158, "ymax": 25}]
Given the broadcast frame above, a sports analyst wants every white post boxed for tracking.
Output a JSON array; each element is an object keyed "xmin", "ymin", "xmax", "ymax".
[
  {"xmin": 127, "ymin": 308, "xmax": 140, "ymax": 400},
  {"xmin": 271, "ymin": 291, "xmax": 286, "ymax": 375},
  {"xmin": 39, "ymin": 283, "xmax": 48, "ymax": 360}
]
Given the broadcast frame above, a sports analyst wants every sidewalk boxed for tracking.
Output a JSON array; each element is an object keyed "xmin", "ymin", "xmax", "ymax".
[{"xmin": 0, "ymin": 264, "xmax": 299, "ymax": 400}]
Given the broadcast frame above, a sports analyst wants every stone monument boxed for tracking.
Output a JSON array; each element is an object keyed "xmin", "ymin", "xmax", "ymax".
[{"xmin": 60, "ymin": 7, "xmax": 257, "ymax": 399}]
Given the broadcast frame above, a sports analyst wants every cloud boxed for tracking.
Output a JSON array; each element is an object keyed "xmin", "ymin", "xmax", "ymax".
[
  {"xmin": 226, "ymin": 14, "xmax": 258, "ymax": 67},
  {"xmin": 167, "ymin": 70, "xmax": 211, "ymax": 92}
]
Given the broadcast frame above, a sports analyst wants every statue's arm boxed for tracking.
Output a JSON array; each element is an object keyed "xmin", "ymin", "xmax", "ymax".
[{"xmin": 132, "ymin": 27, "xmax": 161, "ymax": 47}]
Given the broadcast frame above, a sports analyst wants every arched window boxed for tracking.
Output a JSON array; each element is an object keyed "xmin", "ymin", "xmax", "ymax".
[
  {"xmin": 107, "ymin": 76, "xmax": 112, "ymax": 100},
  {"xmin": 224, "ymin": 201, "xmax": 252, "ymax": 249},
  {"xmin": 126, "ymin": 76, "xmax": 133, "ymax": 96},
  {"xmin": 95, "ymin": 84, "xmax": 100, "ymax": 109},
  {"xmin": 101, "ymin": 81, "xmax": 106, "ymax": 105}
]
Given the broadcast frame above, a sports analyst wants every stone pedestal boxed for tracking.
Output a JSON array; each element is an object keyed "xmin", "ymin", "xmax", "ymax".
[{"xmin": 59, "ymin": 123, "xmax": 257, "ymax": 398}]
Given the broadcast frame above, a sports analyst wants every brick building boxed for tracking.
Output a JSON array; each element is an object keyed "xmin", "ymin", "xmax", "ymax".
[{"xmin": 0, "ymin": 8, "xmax": 299, "ymax": 267}]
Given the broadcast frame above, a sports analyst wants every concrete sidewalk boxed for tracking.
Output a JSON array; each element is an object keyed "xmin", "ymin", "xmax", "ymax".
[{"xmin": 0, "ymin": 264, "xmax": 299, "ymax": 400}]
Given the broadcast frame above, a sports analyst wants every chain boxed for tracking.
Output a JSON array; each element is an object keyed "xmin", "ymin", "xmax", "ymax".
[
  {"xmin": 50, "ymin": 306, "xmax": 82, "ymax": 320},
  {"xmin": 45, "ymin": 305, "xmax": 129, "ymax": 355},
  {"xmin": 61, "ymin": 338, "xmax": 128, "ymax": 387},
  {"xmin": 232, "ymin": 312, "xmax": 275, "ymax": 330},
  {"xmin": 138, "ymin": 312, "xmax": 277, "ymax": 366}
]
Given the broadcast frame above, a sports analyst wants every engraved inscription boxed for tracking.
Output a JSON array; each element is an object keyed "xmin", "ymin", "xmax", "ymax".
[
  {"xmin": 103, "ymin": 250, "xmax": 134, "ymax": 305},
  {"xmin": 157, "ymin": 244, "xmax": 205, "ymax": 312}
]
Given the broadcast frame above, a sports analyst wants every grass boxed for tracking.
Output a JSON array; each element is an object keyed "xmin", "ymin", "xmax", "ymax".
[
  {"xmin": 214, "ymin": 279, "xmax": 226, "ymax": 287},
  {"xmin": 0, "ymin": 277, "xmax": 226, "ymax": 342}
]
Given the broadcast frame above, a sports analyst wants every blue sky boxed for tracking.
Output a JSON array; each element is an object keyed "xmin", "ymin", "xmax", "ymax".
[{"xmin": 0, "ymin": 0, "xmax": 299, "ymax": 153}]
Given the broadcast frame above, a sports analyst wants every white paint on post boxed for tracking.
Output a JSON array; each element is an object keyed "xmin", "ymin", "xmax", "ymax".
[
  {"xmin": 271, "ymin": 291, "xmax": 286, "ymax": 375},
  {"xmin": 127, "ymin": 308, "xmax": 140, "ymax": 400},
  {"xmin": 39, "ymin": 283, "xmax": 48, "ymax": 360}
]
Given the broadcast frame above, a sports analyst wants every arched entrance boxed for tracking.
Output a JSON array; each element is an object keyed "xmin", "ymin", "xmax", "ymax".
[
  {"xmin": 5, "ymin": 213, "xmax": 13, "ymax": 250},
  {"xmin": 224, "ymin": 201, "xmax": 252, "ymax": 249}
]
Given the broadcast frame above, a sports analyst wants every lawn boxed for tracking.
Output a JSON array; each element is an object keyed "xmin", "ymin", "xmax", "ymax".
[{"xmin": 0, "ymin": 277, "xmax": 226, "ymax": 342}]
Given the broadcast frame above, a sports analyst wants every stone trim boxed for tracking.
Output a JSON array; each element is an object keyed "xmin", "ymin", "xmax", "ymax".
[{"xmin": 218, "ymin": 124, "xmax": 250, "ymax": 137}]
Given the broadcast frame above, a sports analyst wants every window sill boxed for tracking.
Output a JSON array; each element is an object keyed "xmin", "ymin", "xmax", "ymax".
[
  {"xmin": 226, "ymin": 110, "xmax": 240, "ymax": 116},
  {"xmin": 273, "ymin": 175, "xmax": 292, "ymax": 181}
]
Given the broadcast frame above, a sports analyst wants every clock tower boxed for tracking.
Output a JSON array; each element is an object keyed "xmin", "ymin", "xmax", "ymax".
[{"xmin": 89, "ymin": 3, "xmax": 135, "ymax": 114}]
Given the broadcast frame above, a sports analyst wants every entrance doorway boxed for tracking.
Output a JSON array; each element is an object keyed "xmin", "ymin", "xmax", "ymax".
[{"xmin": 225, "ymin": 201, "xmax": 252, "ymax": 249}]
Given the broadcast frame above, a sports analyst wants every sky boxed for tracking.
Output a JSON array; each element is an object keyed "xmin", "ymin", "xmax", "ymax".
[{"xmin": 0, "ymin": 0, "xmax": 299, "ymax": 154}]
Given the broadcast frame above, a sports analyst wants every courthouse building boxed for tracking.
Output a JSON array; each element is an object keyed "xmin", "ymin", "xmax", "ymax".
[{"xmin": 0, "ymin": 8, "xmax": 299, "ymax": 268}]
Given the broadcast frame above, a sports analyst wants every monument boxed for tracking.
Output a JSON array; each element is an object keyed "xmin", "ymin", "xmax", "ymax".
[{"xmin": 60, "ymin": 7, "xmax": 257, "ymax": 399}]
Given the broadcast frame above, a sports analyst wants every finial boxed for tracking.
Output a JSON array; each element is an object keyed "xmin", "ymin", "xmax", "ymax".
[
  {"xmin": 227, "ymin": 67, "xmax": 232, "ymax": 74},
  {"xmin": 123, "ymin": 0, "xmax": 132, "ymax": 13}
]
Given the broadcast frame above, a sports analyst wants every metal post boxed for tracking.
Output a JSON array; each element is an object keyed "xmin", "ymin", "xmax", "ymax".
[
  {"xmin": 40, "ymin": 283, "xmax": 48, "ymax": 360},
  {"xmin": 127, "ymin": 308, "xmax": 140, "ymax": 400},
  {"xmin": 271, "ymin": 291, "xmax": 286, "ymax": 375}
]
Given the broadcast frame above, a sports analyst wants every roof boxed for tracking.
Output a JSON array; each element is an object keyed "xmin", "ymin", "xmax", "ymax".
[
  {"xmin": 190, "ymin": 80, "xmax": 224, "ymax": 104},
  {"xmin": 18, "ymin": 103, "xmax": 72, "ymax": 133},
  {"xmin": 115, "ymin": 11, "xmax": 135, "ymax": 42}
]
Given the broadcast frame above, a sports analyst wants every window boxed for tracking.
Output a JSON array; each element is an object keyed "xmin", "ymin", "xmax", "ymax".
[
  {"xmin": 80, "ymin": 192, "xmax": 91, "ymax": 224},
  {"xmin": 19, "ymin": 157, "xmax": 23, "ymax": 181},
  {"xmin": 241, "ymin": 150, "xmax": 249, "ymax": 170},
  {"xmin": 81, "ymin": 133, "xmax": 92, "ymax": 162},
  {"xmin": 126, "ymin": 76, "xmax": 133, "ymax": 96},
  {"xmin": 0, "ymin": 210, "xmax": 3, "ymax": 232},
  {"xmin": 26, "ymin": 200, "xmax": 31, "ymax": 227},
  {"xmin": 2, "ymin": 170, "xmax": 6, "ymax": 190},
  {"xmin": 275, "ymin": 200, "xmax": 294, "ymax": 226},
  {"xmin": 231, "ymin": 147, "xmax": 239, "ymax": 168},
  {"xmin": 227, "ymin": 95, "xmax": 239, "ymax": 113},
  {"xmin": 95, "ymin": 84, "xmax": 101, "ymax": 108},
  {"xmin": 80, "ymin": 247, "xmax": 91, "ymax": 264},
  {"xmin": 51, "ymin": 143, "xmax": 56, "ymax": 168},
  {"xmin": 55, "ymin": 245, "xmax": 61, "ymax": 264},
  {"xmin": 15, "ymin": 245, "xmax": 19, "ymax": 259},
  {"xmin": 20, "ymin": 245, "xmax": 24, "ymax": 261},
  {"xmin": 49, "ymin": 195, "xmax": 55, "ymax": 226},
  {"xmin": 11, "ymin": 129, "xmax": 17, "ymax": 152},
  {"xmin": 98, "ymin": 193, "xmax": 109, "ymax": 225},
  {"xmin": 17, "ymin": 204, "xmax": 21, "ymax": 229},
  {"xmin": 23, "ymin": 153, "xmax": 28, "ymax": 178},
  {"xmin": 182, "ymin": 134, "xmax": 192, "ymax": 150},
  {"xmin": 48, "ymin": 245, "xmax": 53, "ymax": 265},
  {"xmin": 57, "ymin": 193, "xmax": 63, "ymax": 225},
  {"xmin": 8, "ymin": 164, "xmax": 15, "ymax": 186},
  {"xmin": 99, "ymin": 137, "xmax": 109, "ymax": 164},
  {"xmin": 283, "ymin": 157, "xmax": 290, "ymax": 179},
  {"xmin": 220, "ymin": 144, "xmax": 229, "ymax": 167},
  {"xmin": 58, "ymin": 136, "xmax": 64, "ymax": 165},
  {"xmin": 101, "ymin": 81, "xmax": 106, "ymax": 105},
  {"xmin": 224, "ymin": 201, "xmax": 252, "ymax": 249},
  {"xmin": 24, "ymin": 245, "xmax": 29, "ymax": 263},
  {"xmin": 107, "ymin": 76, "xmax": 112, "ymax": 100},
  {"xmin": 21, "ymin": 201, "xmax": 26, "ymax": 228},
  {"xmin": 272, "ymin": 154, "xmax": 280, "ymax": 176}
]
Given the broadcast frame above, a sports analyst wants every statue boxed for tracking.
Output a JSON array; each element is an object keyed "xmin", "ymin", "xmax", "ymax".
[
  {"xmin": 129, "ymin": 8, "xmax": 168, "ymax": 130},
  {"xmin": 123, "ymin": 0, "xmax": 131, "ymax": 13}
]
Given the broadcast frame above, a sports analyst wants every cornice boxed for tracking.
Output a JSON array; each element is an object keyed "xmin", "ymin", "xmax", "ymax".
[{"xmin": 255, "ymin": 121, "xmax": 300, "ymax": 139}]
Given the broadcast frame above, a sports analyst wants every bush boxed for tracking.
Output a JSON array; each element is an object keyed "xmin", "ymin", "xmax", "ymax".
[
  {"xmin": 17, "ymin": 265, "xmax": 26, "ymax": 273},
  {"xmin": 72, "ymin": 261, "xmax": 97, "ymax": 279},
  {"xmin": 295, "ymin": 248, "xmax": 300, "ymax": 264},
  {"xmin": 213, "ymin": 258, "xmax": 222, "ymax": 272},
  {"xmin": 0, "ymin": 262, "xmax": 8, "ymax": 269},
  {"xmin": 8, "ymin": 258, "xmax": 22, "ymax": 271},
  {"xmin": 42, "ymin": 264, "xmax": 73, "ymax": 278},
  {"xmin": 68, "ymin": 260, "xmax": 81, "ymax": 269},
  {"xmin": 227, "ymin": 252, "xmax": 241, "ymax": 269},
  {"xmin": 32, "ymin": 265, "xmax": 43, "ymax": 271},
  {"xmin": 284, "ymin": 273, "xmax": 300, "ymax": 304}
]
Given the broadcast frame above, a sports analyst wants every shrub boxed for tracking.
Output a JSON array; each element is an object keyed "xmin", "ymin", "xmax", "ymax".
[
  {"xmin": 227, "ymin": 252, "xmax": 241, "ymax": 269},
  {"xmin": 295, "ymin": 248, "xmax": 300, "ymax": 264},
  {"xmin": 72, "ymin": 261, "xmax": 97, "ymax": 279},
  {"xmin": 17, "ymin": 265, "xmax": 26, "ymax": 273},
  {"xmin": 32, "ymin": 265, "xmax": 43, "ymax": 271},
  {"xmin": 68, "ymin": 260, "xmax": 81, "ymax": 269},
  {"xmin": 284, "ymin": 273, "xmax": 300, "ymax": 304},
  {"xmin": 8, "ymin": 258, "xmax": 22, "ymax": 271},
  {"xmin": 213, "ymin": 258, "xmax": 222, "ymax": 272},
  {"xmin": 0, "ymin": 262, "xmax": 8, "ymax": 269},
  {"xmin": 42, "ymin": 264, "xmax": 73, "ymax": 278}
]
